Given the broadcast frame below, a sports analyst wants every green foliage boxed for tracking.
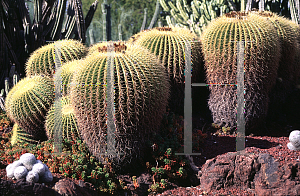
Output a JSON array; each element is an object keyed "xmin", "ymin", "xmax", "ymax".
[
  {"xmin": 146, "ymin": 110, "xmax": 207, "ymax": 194},
  {"xmin": 159, "ymin": 0, "xmax": 300, "ymax": 37},
  {"xmin": 0, "ymin": 134, "xmax": 124, "ymax": 195}
]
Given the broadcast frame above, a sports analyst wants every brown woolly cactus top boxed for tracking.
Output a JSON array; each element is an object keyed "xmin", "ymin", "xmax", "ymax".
[
  {"xmin": 225, "ymin": 11, "xmax": 248, "ymax": 19},
  {"xmin": 155, "ymin": 27, "xmax": 172, "ymax": 31},
  {"xmin": 97, "ymin": 42, "xmax": 127, "ymax": 53}
]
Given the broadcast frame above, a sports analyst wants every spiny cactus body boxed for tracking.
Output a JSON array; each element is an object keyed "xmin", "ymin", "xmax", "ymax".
[
  {"xmin": 4, "ymin": 75, "xmax": 55, "ymax": 141},
  {"xmin": 128, "ymin": 26, "xmax": 204, "ymax": 115},
  {"xmin": 251, "ymin": 11, "xmax": 300, "ymax": 94},
  {"xmin": 10, "ymin": 123, "xmax": 38, "ymax": 145},
  {"xmin": 25, "ymin": 40, "xmax": 87, "ymax": 78},
  {"xmin": 200, "ymin": 11, "xmax": 281, "ymax": 132},
  {"xmin": 45, "ymin": 95, "xmax": 80, "ymax": 142},
  {"xmin": 249, "ymin": 11, "xmax": 300, "ymax": 120},
  {"xmin": 60, "ymin": 60, "xmax": 84, "ymax": 96},
  {"xmin": 69, "ymin": 42, "xmax": 170, "ymax": 172}
]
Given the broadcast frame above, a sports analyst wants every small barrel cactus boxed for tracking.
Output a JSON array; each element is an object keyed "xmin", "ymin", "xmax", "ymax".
[
  {"xmin": 45, "ymin": 95, "xmax": 80, "ymax": 142},
  {"xmin": 4, "ymin": 75, "xmax": 55, "ymax": 141},
  {"xmin": 25, "ymin": 39, "xmax": 87, "ymax": 78},
  {"xmin": 60, "ymin": 60, "xmax": 84, "ymax": 96},
  {"xmin": 287, "ymin": 130, "xmax": 300, "ymax": 151},
  {"xmin": 10, "ymin": 123, "xmax": 38, "ymax": 145}
]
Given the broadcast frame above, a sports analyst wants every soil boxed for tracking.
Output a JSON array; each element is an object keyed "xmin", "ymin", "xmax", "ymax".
[{"xmin": 0, "ymin": 87, "xmax": 299, "ymax": 195}]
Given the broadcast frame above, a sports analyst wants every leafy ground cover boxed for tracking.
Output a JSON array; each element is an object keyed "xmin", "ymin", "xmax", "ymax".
[{"xmin": 0, "ymin": 108, "xmax": 208, "ymax": 195}]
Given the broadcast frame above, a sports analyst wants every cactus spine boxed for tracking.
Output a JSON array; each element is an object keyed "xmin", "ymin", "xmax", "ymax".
[
  {"xmin": 25, "ymin": 40, "xmax": 87, "ymax": 78},
  {"xmin": 128, "ymin": 26, "xmax": 204, "ymax": 115},
  {"xmin": 60, "ymin": 59, "xmax": 84, "ymax": 96},
  {"xmin": 4, "ymin": 75, "xmax": 55, "ymax": 141},
  {"xmin": 69, "ymin": 42, "xmax": 170, "ymax": 172},
  {"xmin": 45, "ymin": 95, "xmax": 80, "ymax": 142},
  {"xmin": 200, "ymin": 11, "xmax": 281, "ymax": 132},
  {"xmin": 10, "ymin": 123, "xmax": 38, "ymax": 145},
  {"xmin": 250, "ymin": 11, "xmax": 300, "ymax": 104}
]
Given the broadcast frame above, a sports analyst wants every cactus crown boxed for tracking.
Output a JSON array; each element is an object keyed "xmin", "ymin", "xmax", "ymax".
[
  {"xmin": 155, "ymin": 27, "xmax": 172, "ymax": 31},
  {"xmin": 225, "ymin": 11, "xmax": 248, "ymax": 18},
  {"xmin": 97, "ymin": 42, "xmax": 128, "ymax": 53}
]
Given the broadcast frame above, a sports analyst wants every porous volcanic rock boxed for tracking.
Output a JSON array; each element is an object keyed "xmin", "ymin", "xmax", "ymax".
[
  {"xmin": 199, "ymin": 150, "xmax": 300, "ymax": 195},
  {"xmin": 54, "ymin": 178, "xmax": 99, "ymax": 196},
  {"xmin": 0, "ymin": 178, "xmax": 56, "ymax": 196}
]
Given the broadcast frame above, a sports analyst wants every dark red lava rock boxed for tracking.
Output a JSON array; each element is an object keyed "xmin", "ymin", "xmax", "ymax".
[
  {"xmin": 199, "ymin": 150, "xmax": 300, "ymax": 196},
  {"xmin": 0, "ymin": 178, "xmax": 57, "ymax": 196},
  {"xmin": 54, "ymin": 178, "xmax": 99, "ymax": 196}
]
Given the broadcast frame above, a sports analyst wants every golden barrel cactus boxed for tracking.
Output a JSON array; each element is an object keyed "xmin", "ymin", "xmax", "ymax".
[{"xmin": 200, "ymin": 11, "xmax": 281, "ymax": 132}]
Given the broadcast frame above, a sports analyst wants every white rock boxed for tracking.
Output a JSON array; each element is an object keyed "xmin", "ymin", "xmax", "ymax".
[
  {"xmin": 14, "ymin": 166, "xmax": 28, "ymax": 180},
  {"xmin": 287, "ymin": 142, "xmax": 300, "ymax": 151},
  {"xmin": 19, "ymin": 153, "xmax": 37, "ymax": 171},
  {"xmin": 12, "ymin": 160, "xmax": 24, "ymax": 168},
  {"xmin": 32, "ymin": 163, "xmax": 46, "ymax": 176},
  {"xmin": 43, "ymin": 163, "xmax": 50, "ymax": 172},
  {"xmin": 6, "ymin": 160, "xmax": 24, "ymax": 179},
  {"xmin": 26, "ymin": 170, "xmax": 39, "ymax": 183},
  {"xmin": 6, "ymin": 164, "xmax": 15, "ymax": 179},
  {"xmin": 40, "ymin": 170, "xmax": 53, "ymax": 183},
  {"xmin": 36, "ymin": 160, "xmax": 43, "ymax": 164},
  {"xmin": 289, "ymin": 130, "xmax": 300, "ymax": 148}
]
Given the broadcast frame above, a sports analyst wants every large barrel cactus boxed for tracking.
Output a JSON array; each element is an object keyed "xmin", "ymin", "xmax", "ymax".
[
  {"xmin": 4, "ymin": 75, "xmax": 55, "ymax": 141},
  {"xmin": 45, "ymin": 95, "xmax": 80, "ymax": 142},
  {"xmin": 69, "ymin": 42, "xmax": 170, "ymax": 171},
  {"xmin": 128, "ymin": 27, "xmax": 204, "ymax": 115},
  {"xmin": 249, "ymin": 11, "xmax": 300, "ymax": 120},
  {"xmin": 25, "ymin": 40, "xmax": 87, "ymax": 78},
  {"xmin": 200, "ymin": 11, "xmax": 281, "ymax": 132}
]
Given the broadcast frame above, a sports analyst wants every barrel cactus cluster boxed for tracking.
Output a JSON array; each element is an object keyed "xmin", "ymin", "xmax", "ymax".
[
  {"xmin": 4, "ymin": 39, "xmax": 86, "ymax": 144},
  {"xmin": 4, "ymin": 36, "xmax": 178, "ymax": 172},
  {"xmin": 3, "ymin": 9, "xmax": 300, "ymax": 175},
  {"xmin": 200, "ymin": 10, "xmax": 300, "ymax": 133}
]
